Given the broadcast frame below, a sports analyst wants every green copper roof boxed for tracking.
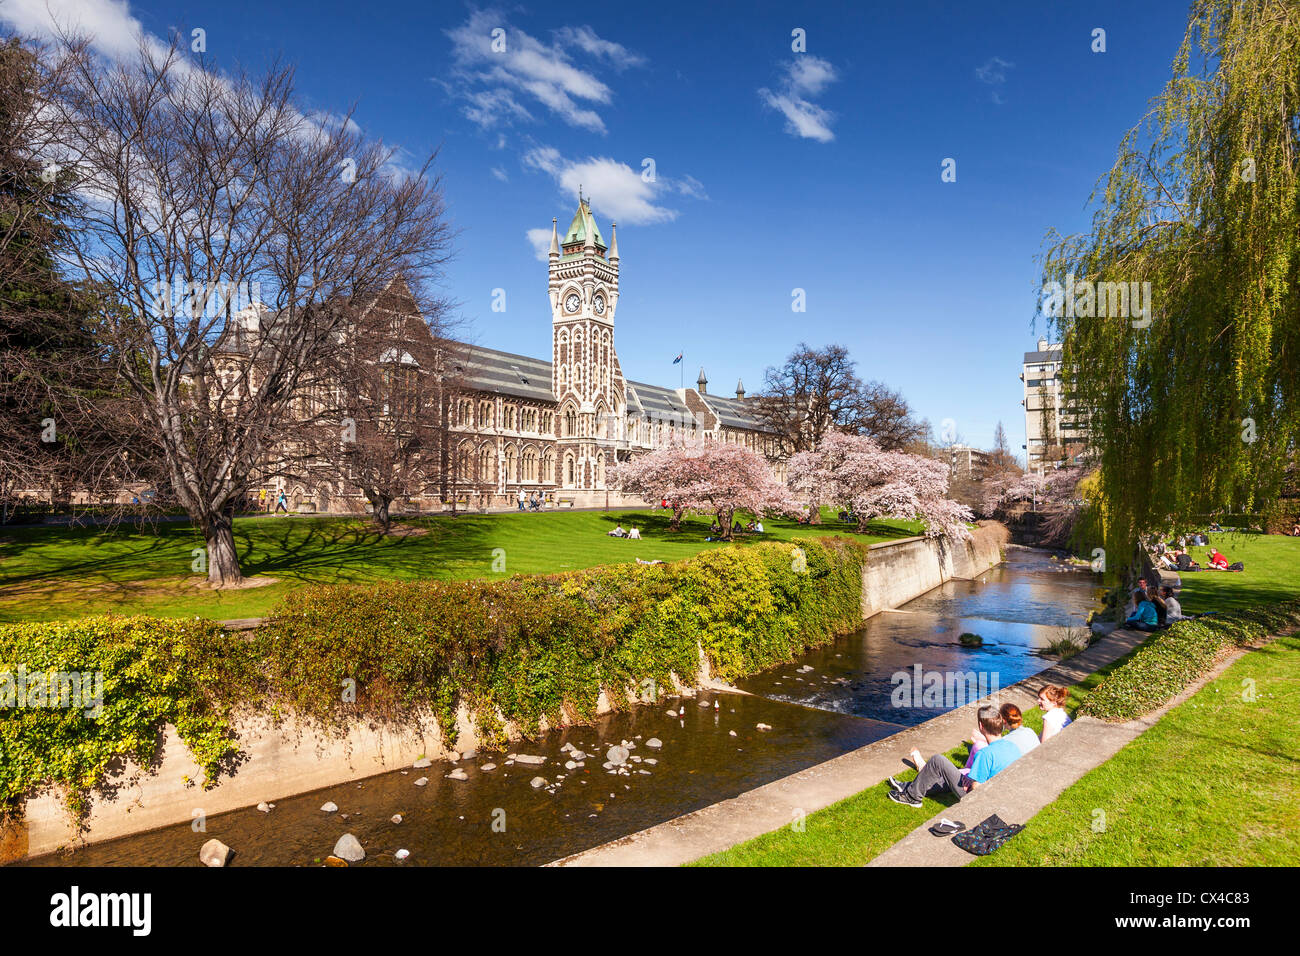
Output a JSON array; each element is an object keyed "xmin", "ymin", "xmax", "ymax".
[{"xmin": 562, "ymin": 199, "xmax": 606, "ymax": 250}]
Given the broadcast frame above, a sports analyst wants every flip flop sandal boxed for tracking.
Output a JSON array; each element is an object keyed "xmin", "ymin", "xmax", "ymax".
[{"xmin": 929, "ymin": 819, "xmax": 966, "ymax": 836}]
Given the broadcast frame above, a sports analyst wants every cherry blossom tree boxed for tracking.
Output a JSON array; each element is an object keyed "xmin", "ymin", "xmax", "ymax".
[
  {"xmin": 788, "ymin": 430, "xmax": 973, "ymax": 540},
  {"xmin": 610, "ymin": 441, "xmax": 794, "ymax": 540}
]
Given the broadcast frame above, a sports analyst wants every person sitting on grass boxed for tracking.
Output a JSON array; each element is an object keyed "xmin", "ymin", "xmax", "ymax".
[
  {"xmin": 1123, "ymin": 579, "xmax": 1148, "ymax": 619},
  {"xmin": 1000, "ymin": 702, "xmax": 1040, "ymax": 756},
  {"xmin": 1160, "ymin": 585, "xmax": 1186, "ymax": 621},
  {"xmin": 1206, "ymin": 547, "xmax": 1229, "ymax": 570},
  {"xmin": 1175, "ymin": 549, "xmax": 1200, "ymax": 571},
  {"xmin": 1037, "ymin": 684, "xmax": 1073, "ymax": 743},
  {"xmin": 628, "ymin": 527, "xmax": 641, "ymax": 540},
  {"xmin": 1125, "ymin": 588, "xmax": 1160, "ymax": 631},
  {"xmin": 888, "ymin": 706, "xmax": 1022, "ymax": 807},
  {"xmin": 607, "ymin": 524, "xmax": 627, "ymax": 538}
]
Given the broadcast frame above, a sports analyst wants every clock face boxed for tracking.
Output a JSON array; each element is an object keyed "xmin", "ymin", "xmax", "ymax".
[
  {"xmin": 565, "ymin": 293, "xmax": 581, "ymax": 313},
  {"xmin": 593, "ymin": 295, "xmax": 605, "ymax": 315}
]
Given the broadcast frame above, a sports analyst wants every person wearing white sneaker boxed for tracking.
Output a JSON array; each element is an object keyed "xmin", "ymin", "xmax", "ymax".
[{"xmin": 889, "ymin": 706, "xmax": 1023, "ymax": 808}]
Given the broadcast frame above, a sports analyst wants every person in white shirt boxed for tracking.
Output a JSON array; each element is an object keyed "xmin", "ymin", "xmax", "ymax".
[
  {"xmin": 1037, "ymin": 684, "xmax": 1073, "ymax": 743},
  {"xmin": 754, "ymin": 521, "xmax": 764, "ymax": 533},
  {"xmin": 628, "ymin": 527, "xmax": 641, "ymax": 540},
  {"xmin": 1160, "ymin": 586, "xmax": 1186, "ymax": 621},
  {"xmin": 1000, "ymin": 703, "xmax": 1040, "ymax": 756}
]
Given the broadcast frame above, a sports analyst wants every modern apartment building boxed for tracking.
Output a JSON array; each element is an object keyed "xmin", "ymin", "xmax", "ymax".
[{"xmin": 1021, "ymin": 339, "xmax": 1089, "ymax": 475}]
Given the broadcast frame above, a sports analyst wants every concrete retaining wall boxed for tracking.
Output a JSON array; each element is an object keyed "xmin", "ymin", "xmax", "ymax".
[{"xmin": 4, "ymin": 523, "xmax": 1005, "ymax": 861}]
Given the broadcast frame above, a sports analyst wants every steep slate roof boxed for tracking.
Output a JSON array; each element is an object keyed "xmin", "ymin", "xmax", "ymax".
[
  {"xmin": 459, "ymin": 344, "xmax": 554, "ymax": 402},
  {"xmin": 1023, "ymin": 348, "xmax": 1063, "ymax": 363},
  {"xmin": 703, "ymin": 393, "xmax": 766, "ymax": 430},
  {"xmin": 626, "ymin": 380, "xmax": 693, "ymax": 422}
]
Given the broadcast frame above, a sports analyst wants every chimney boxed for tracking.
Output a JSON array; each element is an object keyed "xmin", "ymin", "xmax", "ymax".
[
  {"xmin": 697, "ymin": 367, "xmax": 708, "ymax": 394},
  {"xmin": 735, "ymin": 379, "xmax": 745, "ymax": 400}
]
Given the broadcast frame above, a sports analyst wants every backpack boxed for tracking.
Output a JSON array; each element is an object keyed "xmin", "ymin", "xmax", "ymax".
[
  {"xmin": 1228, "ymin": 561, "xmax": 1244, "ymax": 571},
  {"xmin": 951, "ymin": 814, "xmax": 1025, "ymax": 856}
]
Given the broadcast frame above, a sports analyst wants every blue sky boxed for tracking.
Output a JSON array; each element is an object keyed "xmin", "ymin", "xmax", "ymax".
[{"xmin": 5, "ymin": 0, "xmax": 1196, "ymax": 455}]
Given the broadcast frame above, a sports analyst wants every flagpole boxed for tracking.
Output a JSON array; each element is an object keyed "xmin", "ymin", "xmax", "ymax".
[{"xmin": 680, "ymin": 351, "xmax": 683, "ymax": 390}]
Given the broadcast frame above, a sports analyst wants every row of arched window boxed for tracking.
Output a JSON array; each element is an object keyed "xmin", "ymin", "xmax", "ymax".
[
  {"xmin": 453, "ymin": 398, "xmax": 553, "ymax": 434},
  {"xmin": 451, "ymin": 442, "xmax": 607, "ymax": 489}
]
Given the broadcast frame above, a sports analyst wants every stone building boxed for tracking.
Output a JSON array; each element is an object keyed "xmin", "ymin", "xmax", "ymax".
[{"xmin": 269, "ymin": 198, "xmax": 784, "ymax": 513}]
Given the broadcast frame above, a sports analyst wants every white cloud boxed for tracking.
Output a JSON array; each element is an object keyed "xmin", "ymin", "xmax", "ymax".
[
  {"xmin": 524, "ymin": 147, "xmax": 699, "ymax": 226},
  {"xmin": 759, "ymin": 55, "xmax": 839, "ymax": 143},
  {"xmin": 444, "ymin": 11, "xmax": 644, "ymax": 134},
  {"xmin": 975, "ymin": 57, "xmax": 1014, "ymax": 103},
  {"xmin": 526, "ymin": 226, "xmax": 553, "ymax": 261},
  {"xmin": 490, "ymin": 166, "xmax": 508, "ymax": 182},
  {"xmin": 0, "ymin": 0, "xmax": 144, "ymax": 59}
]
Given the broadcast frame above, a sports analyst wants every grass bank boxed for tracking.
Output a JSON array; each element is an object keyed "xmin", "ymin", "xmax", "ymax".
[{"xmin": 0, "ymin": 510, "xmax": 917, "ymax": 622}]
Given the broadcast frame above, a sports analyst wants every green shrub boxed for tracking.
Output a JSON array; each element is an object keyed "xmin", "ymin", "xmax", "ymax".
[
  {"xmin": 0, "ymin": 616, "xmax": 253, "ymax": 821},
  {"xmin": 260, "ymin": 536, "xmax": 869, "ymax": 746},
  {"xmin": 1080, "ymin": 602, "xmax": 1300, "ymax": 721}
]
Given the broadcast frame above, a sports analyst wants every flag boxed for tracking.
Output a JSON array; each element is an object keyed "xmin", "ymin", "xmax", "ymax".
[{"xmin": 672, "ymin": 352, "xmax": 682, "ymax": 364}]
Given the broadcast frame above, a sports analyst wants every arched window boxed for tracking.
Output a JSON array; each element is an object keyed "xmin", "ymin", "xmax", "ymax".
[
  {"xmin": 564, "ymin": 454, "xmax": 575, "ymax": 487},
  {"xmin": 504, "ymin": 445, "xmax": 517, "ymax": 482},
  {"xmin": 522, "ymin": 446, "xmax": 537, "ymax": 481},
  {"xmin": 543, "ymin": 448, "xmax": 555, "ymax": 483},
  {"xmin": 456, "ymin": 442, "xmax": 472, "ymax": 480},
  {"xmin": 563, "ymin": 406, "xmax": 577, "ymax": 437},
  {"xmin": 478, "ymin": 445, "xmax": 494, "ymax": 482}
]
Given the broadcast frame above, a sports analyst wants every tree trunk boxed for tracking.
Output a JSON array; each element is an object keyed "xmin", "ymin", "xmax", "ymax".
[
  {"xmin": 808, "ymin": 499, "xmax": 822, "ymax": 525},
  {"xmin": 372, "ymin": 496, "xmax": 392, "ymax": 531},
  {"xmin": 669, "ymin": 505, "xmax": 684, "ymax": 532},
  {"xmin": 203, "ymin": 511, "xmax": 243, "ymax": 586},
  {"xmin": 718, "ymin": 507, "xmax": 734, "ymax": 541}
]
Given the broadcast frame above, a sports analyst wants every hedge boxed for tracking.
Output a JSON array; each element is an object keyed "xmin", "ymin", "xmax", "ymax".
[
  {"xmin": 258, "ymin": 536, "xmax": 869, "ymax": 746},
  {"xmin": 0, "ymin": 616, "xmax": 253, "ymax": 821},
  {"xmin": 1079, "ymin": 601, "xmax": 1300, "ymax": 721},
  {"xmin": 0, "ymin": 536, "xmax": 868, "ymax": 818}
]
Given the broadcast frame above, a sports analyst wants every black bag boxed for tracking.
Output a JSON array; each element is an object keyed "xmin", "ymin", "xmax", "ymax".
[
  {"xmin": 951, "ymin": 814, "xmax": 1024, "ymax": 856},
  {"xmin": 1228, "ymin": 561, "xmax": 1244, "ymax": 571}
]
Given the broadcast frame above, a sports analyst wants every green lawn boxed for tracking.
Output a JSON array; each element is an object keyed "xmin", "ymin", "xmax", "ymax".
[
  {"xmin": 0, "ymin": 509, "xmax": 917, "ymax": 622},
  {"xmin": 971, "ymin": 634, "xmax": 1300, "ymax": 866},
  {"xmin": 1171, "ymin": 532, "xmax": 1300, "ymax": 613},
  {"xmin": 690, "ymin": 677, "xmax": 1110, "ymax": 867},
  {"xmin": 693, "ymin": 533, "xmax": 1300, "ymax": 866}
]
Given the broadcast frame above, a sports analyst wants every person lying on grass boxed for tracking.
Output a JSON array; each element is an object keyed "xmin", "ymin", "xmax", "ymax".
[{"xmin": 888, "ymin": 705, "xmax": 1023, "ymax": 808}]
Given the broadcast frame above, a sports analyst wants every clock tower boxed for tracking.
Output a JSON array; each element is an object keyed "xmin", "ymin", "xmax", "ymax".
[{"xmin": 548, "ymin": 196, "xmax": 625, "ymax": 489}]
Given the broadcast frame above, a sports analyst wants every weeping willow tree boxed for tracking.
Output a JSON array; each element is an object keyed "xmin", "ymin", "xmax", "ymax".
[{"xmin": 1042, "ymin": 0, "xmax": 1300, "ymax": 577}]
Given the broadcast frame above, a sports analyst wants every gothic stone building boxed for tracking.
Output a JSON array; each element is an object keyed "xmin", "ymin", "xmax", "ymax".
[{"xmin": 277, "ymin": 199, "xmax": 783, "ymax": 513}]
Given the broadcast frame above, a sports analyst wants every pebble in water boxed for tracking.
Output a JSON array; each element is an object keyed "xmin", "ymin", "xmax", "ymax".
[
  {"xmin": 320, "ymin": 802, "xmax": 338, "ymax": 813},
  {"xmin": 645, "ymin": 738, "xmax": 663, "ymax": 749},
  {"xmin": 395, "ymin": 849, "xmax": 410, "ymax": 861},
  {"xmin": 413, "ymin": 777, "xmax": 428, "ymax": 787},
  {"xmin": 333, "ymin": 833, "xmax": 365, "ymax": 863},
  {"xmin": 390, "ymin": 814, "xmax": 403, "ymax": 824}
]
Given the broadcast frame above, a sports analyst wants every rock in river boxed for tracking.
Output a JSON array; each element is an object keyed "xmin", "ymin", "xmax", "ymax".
[
  {"xmin": 320, "ymin": 801, "xmax": 338, "ymax": 813},
  {"xmin": 333, "ymin": 833, "xmax": 365, "ymax": 863},
  {"xmin": 199, "ymin": 839, "xmax": 233, "ymax": 867}
]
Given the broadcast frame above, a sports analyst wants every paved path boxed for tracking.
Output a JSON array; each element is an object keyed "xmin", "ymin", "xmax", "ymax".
[
  {"xmin": 866, "ymin": 636, "xmax": 1269, "ymax": 867},
  {"xmin": 550, "ymin": 627, "xmax": 1152, "ymax": 867}
]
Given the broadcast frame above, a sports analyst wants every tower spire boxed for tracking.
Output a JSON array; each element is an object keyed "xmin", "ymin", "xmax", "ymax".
[
  {"xmin": 549, "ymin": 217, "xmax": 559, "ymax": 256},
  {"xmin": 609, "ymin": 221, "xmax": 618, "ymax": 261}
]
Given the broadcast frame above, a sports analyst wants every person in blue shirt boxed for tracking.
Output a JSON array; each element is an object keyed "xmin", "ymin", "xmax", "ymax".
[
  {"xmin": 888, "ymin": 705, "xmax": 1024, "ymax": 807},
  {"xmin": 1126, "ymin": 588, "xmax": 1160, "ymax": 631}
]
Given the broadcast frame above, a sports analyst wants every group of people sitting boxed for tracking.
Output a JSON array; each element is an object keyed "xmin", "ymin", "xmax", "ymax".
[
  {"xmin": 887, "ymin": 685, "xmax": 1072, "ymax": 807},
  {"xmin": 708, "ymin": 518, "xmax": 765, "ymax": 535},
  {"xmin": 1124, "ymin": 577, "xmax": 1188, "ymax": 631},
  {"xmin": 606, "ymin": 524, "xmax": 642, "ymax": 540},
  {"xmin": 1156, "ymin": 545, "xmax": 1238, "ymax": 573}
]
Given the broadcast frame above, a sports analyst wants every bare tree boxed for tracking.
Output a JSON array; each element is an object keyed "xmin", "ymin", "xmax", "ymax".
[
  {"xmin": 753, "ymin": 343, "xmax": 924, "ymax": 455},
  {"xmin": 38, "ymin": 33, "xmax": 455, "ymax": 583},
  {"xmin": 310, "ymin": 279, "xmax": 465, "ymax": 531}
]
